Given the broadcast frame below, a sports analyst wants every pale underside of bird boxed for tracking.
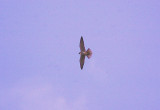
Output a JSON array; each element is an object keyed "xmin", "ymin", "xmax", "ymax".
[{"xmin": 79, "ymin": 36, "xmax": 92, "ymax": 69}]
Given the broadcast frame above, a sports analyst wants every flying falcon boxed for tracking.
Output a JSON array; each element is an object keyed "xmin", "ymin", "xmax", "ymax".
[{"xmin": 79, "ymin": 36, "xmax": 92, "ymax": 69}]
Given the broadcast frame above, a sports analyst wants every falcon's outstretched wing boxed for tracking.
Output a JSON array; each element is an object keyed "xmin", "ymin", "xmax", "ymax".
[
  {"xmin": 80, "ymin": 36, "xmax": 85, "ymax": 52},
  {"xmin": 80, "ymin": 55, "xmax": 85, "ymax": 69}
]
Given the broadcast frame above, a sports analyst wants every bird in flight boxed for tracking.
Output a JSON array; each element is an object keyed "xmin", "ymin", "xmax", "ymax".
[{"xmin": 79, "ymin": 36, "xmax": 92, "ymax": 69}]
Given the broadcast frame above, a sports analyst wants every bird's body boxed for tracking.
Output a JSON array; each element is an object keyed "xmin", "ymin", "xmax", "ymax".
[
  {"xmin": 79, "ymin": 36, "xmax": 92, "ymax": 69},
  {"xmin": 79, "ymin": 51, "xmax": 88, "ymax": 55}
]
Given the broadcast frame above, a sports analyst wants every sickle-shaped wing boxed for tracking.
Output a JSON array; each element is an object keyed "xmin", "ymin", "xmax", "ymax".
[
  {"xmin": 80, "ymin": 36, "xmax": 85, "ymax": 52},
  {"xmin": 80, "ymin": 55, "xmax": 85, "ymax": 69}
]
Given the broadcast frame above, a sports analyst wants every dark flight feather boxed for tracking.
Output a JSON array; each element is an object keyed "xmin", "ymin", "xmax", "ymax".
[
  {"xmin": 80, "ymin": 55, "xmax": 85, "ymax": 69},
  {"xmin": 80, "ymin": 36, "xmax": 85, "ymax": 52}
]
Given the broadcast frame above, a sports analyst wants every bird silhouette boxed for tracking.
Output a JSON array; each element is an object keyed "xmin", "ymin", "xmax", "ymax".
[{"xmin": 79, "ymin": 36, "xmax": 92, "ymax": 69}]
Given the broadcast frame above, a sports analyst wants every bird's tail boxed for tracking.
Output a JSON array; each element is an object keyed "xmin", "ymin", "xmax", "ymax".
[{"xmin": 86, "ymin": 48, "xmax": 92, "ymax": 59}]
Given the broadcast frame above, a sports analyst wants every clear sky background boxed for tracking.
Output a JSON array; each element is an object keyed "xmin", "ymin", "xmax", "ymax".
[{"xmin": 0, "ymin": 0, "xmax": 160, "ymax": 110}]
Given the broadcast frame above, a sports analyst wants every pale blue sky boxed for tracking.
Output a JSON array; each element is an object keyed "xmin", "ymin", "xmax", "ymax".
[{"xmin": 0, "ymin": 0, "xmax": 160, "ymax": 110}]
